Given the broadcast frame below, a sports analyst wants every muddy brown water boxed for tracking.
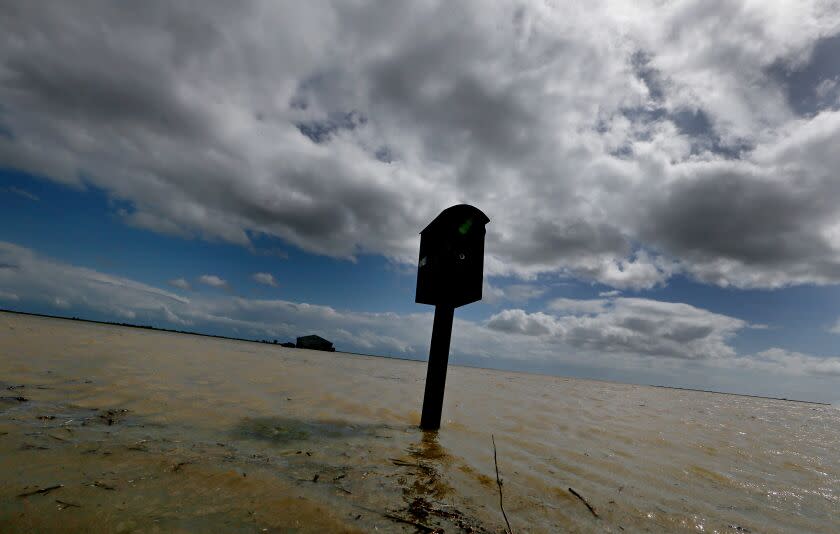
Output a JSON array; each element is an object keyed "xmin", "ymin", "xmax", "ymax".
[{"xmin": 1, "ymin": 312, "xmax": 838, "ymax": 532}]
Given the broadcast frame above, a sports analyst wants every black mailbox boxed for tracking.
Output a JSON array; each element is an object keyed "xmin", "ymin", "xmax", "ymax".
[{"xmin": 416, "ymin": 204, "xmax": 490, "ymax": 309}]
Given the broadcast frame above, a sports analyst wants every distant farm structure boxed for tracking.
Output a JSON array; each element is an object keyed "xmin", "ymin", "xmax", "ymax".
[
  {"xmin": 264, "ymin": 335, "xmax": 335, "ymax": 352},
  {"xmin": 295, "ymin": 334, "xmax": 336, "ymax": 352}
]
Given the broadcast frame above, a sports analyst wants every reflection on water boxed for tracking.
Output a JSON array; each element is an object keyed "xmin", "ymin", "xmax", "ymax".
[
  {"xmin": 411, "ymin": 431, "xmax": 449, "ymax": 462},
  {"xmin": 389, "ymin": 432, "xmax": 492, "ymax": 533},
  {"xmin": 234, "ymin": 416, "xmax": 394, "ymax": 445},
  {"xmin": 1, "ymin": 312, "xmax": 839, "ymax": 533},
  {"xmin": 404, "ymin": 432, "xmax": 452, "ymax": 503}
]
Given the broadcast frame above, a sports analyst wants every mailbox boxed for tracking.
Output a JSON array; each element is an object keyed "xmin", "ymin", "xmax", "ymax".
[{"xmin": 416, "ymin": 204, "xmax": 490, "ymax": 308}]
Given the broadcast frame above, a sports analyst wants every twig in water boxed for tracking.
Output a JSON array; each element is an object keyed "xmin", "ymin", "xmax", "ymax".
[
  {"xmin": 390, "ymin": 458, "xmax": 425, "ymax": 468},
  {"xmin": 17, "ymin": 484, "xmax": 63, "ymax": 498},
  {"xmin": 382, "ymin": 512, "xmax": 437, "ymax": 533},
  {"xmin": 569, "ymin": 487, "xmax": 599, "ymax": 518},
  {"xmin": 56, "ymin": 499, "xmax": 81, "ymax": 509},
  {"xmin": 492, "ymin": 435, "xmax": 513, "ymax": 534}
]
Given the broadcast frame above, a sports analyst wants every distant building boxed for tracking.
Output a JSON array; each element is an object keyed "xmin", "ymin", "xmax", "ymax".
[{"xmin": 295, "ymin": 334, "xmax": 335, "ymax": 352}]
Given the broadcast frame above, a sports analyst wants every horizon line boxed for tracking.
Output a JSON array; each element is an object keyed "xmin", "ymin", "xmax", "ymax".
[{"xmin": 0, "ymin": 307, "xmax": 830, "ymax": 406}]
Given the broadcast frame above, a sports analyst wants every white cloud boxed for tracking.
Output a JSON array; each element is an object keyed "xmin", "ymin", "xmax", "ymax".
[
  {"xmin": 482, "ymin": 280, "xmax": 545, "ymax": 304},
  {"xmin": 485, "ymin": 309, "xmax": 560, "ymax": 336},
  {"xmin": 490, "ymin": 297, "xmax": 746, "ymax": 361},
  {"xmin": 1, "ymin": 3, "xmax": 839, "ymax": 289},
  {"xmin": 252, "ymin": 272, "xmax": 278, "ymax": 287},
  {"xmin": 547, "ymin": 298, "xmax": 609, "ymax": 315},
  {"xmin": 0, "ymin": 241, "xmax": 190, "ymax": 323},
  {"xmin": 168, "ymin": 278, "xmax": 191, "ymax": 290},
  {"xmin": 481, "ymin": 279, "xmax": 507, "ymax": 305},
  {"xmin": 557, "ymin": 298, "xmax": 746, "ymax": 360},
  {"xmin": 503, "ymin": 284, "xmax": 547, "ymax": 302},
  {"xmin": 198, "ymin": 275, "xmax": 227, "ymax": 288},
  {"xmin": 733, "ymin": 348, "xmax": 840, "ymax": 377}
]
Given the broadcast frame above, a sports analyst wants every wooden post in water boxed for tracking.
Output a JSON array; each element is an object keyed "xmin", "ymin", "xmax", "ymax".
[{"xmin": 420, "ymin": 304, "xmax": 454, "ymax": 431}]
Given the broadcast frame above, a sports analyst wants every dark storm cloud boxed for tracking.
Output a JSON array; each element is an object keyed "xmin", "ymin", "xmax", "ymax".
[
  {"xmin": 369, "ymin": 57, "xmax": 535, "ymax": 161},
  {"xmin": 645, "ymin": 169, "xmax": 835, "ymax": 265},
  {"xmin": 2, "ymin": 1, "xmax": 840, "ymax": 288},
  {"xmin": 503, "ymin": 220, "xmax": 629, "ymax": 265},
  {"xmin": 2, "ymin": 54, "xmax": 209, "ymax": 139},
  {"xmin": 638, "ymin": 107, "xmax": 840, "ymax": 287},
  {"xmin": 0, "ymin": 2, "xmax": 220, "ymax": 138},
  {"xmin": 0, "ymin": 1, "xmax": 436, "ymax": 259}
]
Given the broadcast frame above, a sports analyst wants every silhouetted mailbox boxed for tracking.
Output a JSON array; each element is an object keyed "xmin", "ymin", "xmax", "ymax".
[
  {"xmin": 416, "ymin": 204, "xmax": 490, "ymax": 308},
  {"xmin": 416, "ymin": 204, "xmax": 489, "ymax": 431}
]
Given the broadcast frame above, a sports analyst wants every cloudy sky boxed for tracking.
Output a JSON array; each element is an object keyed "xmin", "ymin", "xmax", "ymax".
[{"xmin": 2, "ymin": 1, "xmax": 840, "ymax": 402}]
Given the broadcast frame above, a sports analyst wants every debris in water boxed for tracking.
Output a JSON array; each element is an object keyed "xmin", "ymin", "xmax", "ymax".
[
  {"xmin": 56, "ymin": 499, "xmax": 81, "ymax": 509},
  {"xmin": 390, "ymin": 458, "xmax": 428, "ymax": 469},
  {"xmin": 99, "ymin": 408, "xmax": 129, "ymax": 426},
  {"xmin": 127, "ymin": 440, "xmax": 148, "ymax": 451},
  {"xmin": 17, "ymin": 484, "xmax": 63, "ymax": 498},
  {"xmin": 569, "ymin": 487, "xmax": 599, "ymax": 518},
  {"xmin": 20, "ymin": 443, "xmax": 49, "ymax": 450},
  {"xmin": 383, "ymin": 512, "xmax": 438, "ymax": 533}
]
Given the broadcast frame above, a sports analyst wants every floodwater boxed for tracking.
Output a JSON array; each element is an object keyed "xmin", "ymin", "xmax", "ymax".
[{"xmin": 1, "ymin": 312, "xmax": 838, "ymax": 533}]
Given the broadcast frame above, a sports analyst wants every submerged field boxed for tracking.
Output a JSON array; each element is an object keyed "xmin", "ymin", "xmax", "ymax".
[{"xmin": 1, "ymin": 312, "xmax": 838, "ymax": 533}]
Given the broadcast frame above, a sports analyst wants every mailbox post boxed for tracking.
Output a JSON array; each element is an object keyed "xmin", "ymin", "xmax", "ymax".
[{"xmin": 416, "ymin": 204, "xmax": 489, "ymax": 430}]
